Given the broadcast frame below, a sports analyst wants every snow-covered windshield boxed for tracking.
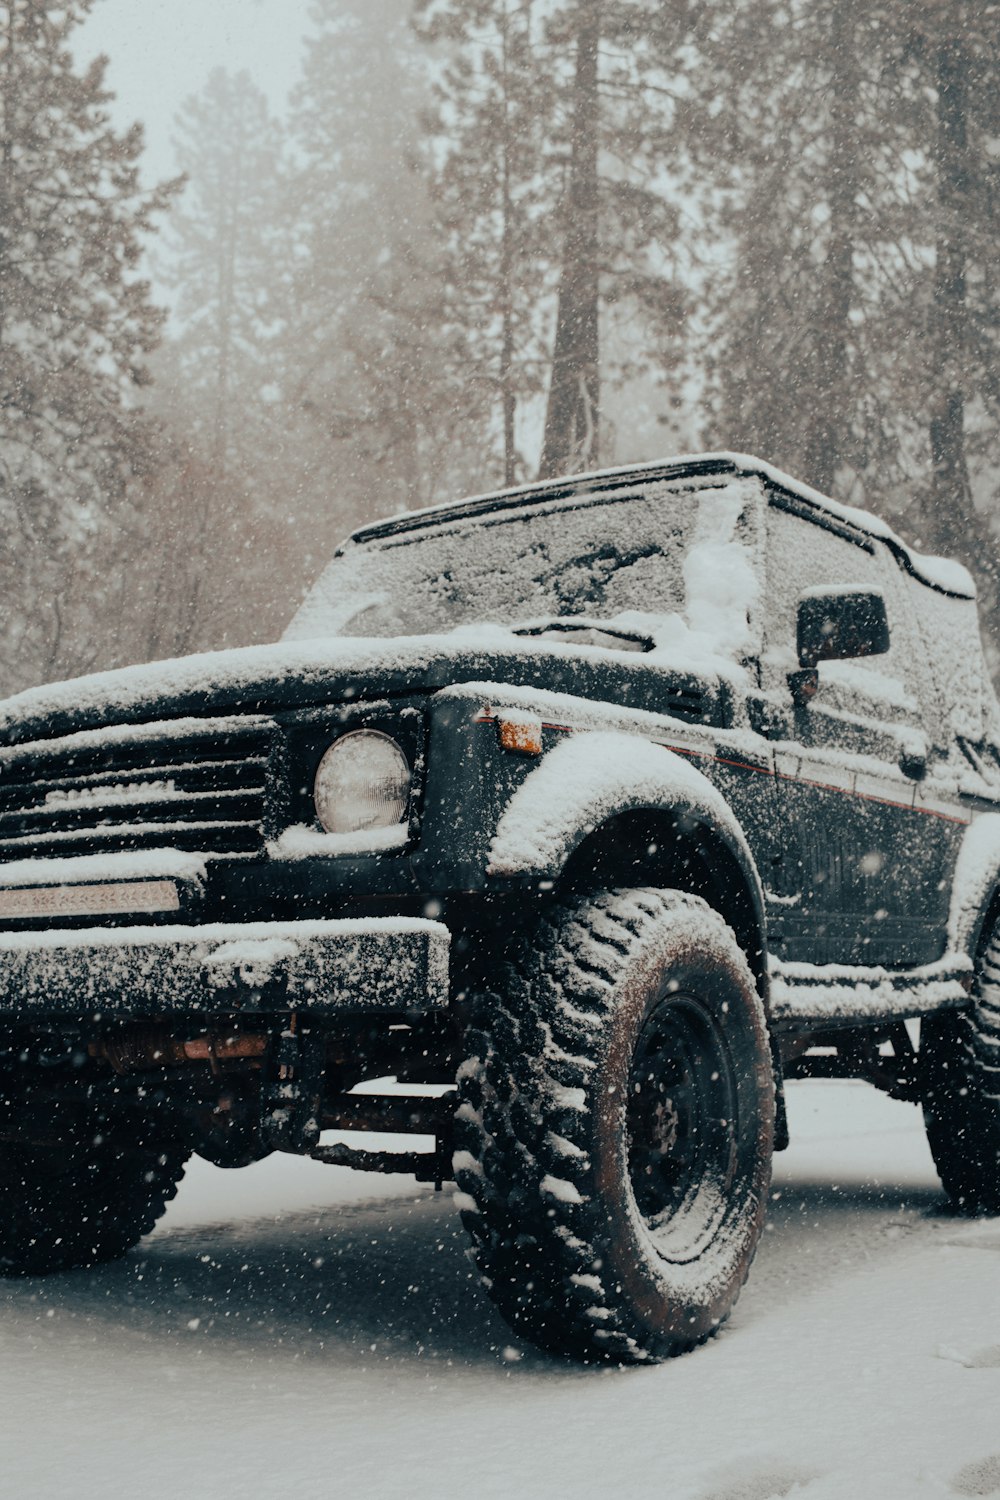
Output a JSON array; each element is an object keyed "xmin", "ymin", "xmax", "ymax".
[{"xmin": 285, "ymin": 475, "xmax": 763, "ymax": 666}]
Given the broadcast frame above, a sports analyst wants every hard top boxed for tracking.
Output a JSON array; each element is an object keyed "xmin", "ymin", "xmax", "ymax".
[{"xmin": 347, "ymin": 451, "xmax": 974, "ymax": 602}]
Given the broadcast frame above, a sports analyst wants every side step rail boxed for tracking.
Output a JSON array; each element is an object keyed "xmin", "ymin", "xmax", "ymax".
[
  {"xmin": 312, "ymin": 1089, "xmax": 457, "ymax": 1187},
  {"xmin": 769, "ymin": 954, "xmax": 973, "ymax": 1030}
]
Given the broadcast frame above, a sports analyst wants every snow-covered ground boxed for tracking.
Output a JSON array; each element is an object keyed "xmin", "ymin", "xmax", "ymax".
[{"xmin": 1, "ymin": 1080, "xmax": 997, "ymax": 1500}]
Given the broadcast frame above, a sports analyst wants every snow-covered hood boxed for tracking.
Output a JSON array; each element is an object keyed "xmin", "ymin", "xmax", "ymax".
[{"xmin": 0, "ymin": 628, "xmax": 733, "ymax": 748}]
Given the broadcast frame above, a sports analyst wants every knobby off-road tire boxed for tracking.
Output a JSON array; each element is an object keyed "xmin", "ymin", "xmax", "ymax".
[
  {"xmin": 922, "ymin": 921, "xmax": 1000, "ymax": 1214},
  {"xmin": 454, "ymin": 888, "xmax": 775, "ymax": 1363},
  {"xmin": 0, "ymin": 1140, "xmax": 188, "ymax": 1276}
]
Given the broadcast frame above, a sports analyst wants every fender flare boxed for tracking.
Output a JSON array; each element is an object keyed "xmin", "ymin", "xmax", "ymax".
[
  {"xmin": 487, "ymin": 729, "xmax": 766, "ymax": 943},
  {"xmin": 948, "ymin": 812, "xmax": 1000, "ymax": 959}
]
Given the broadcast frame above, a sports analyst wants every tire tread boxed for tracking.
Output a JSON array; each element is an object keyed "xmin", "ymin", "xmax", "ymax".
[{"xmin": 454, "ymin": 887, "xmax": 770, "ymax": 1363}]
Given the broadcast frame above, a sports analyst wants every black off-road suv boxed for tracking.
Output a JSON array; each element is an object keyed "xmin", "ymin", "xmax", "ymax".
[{"xmin": 0, "ymin": 453, "xmax": 998, "ymax": 1364}]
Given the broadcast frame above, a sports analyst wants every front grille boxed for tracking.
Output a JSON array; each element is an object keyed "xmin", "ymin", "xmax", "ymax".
[{"xmin": 0, "ymin": 717, "xmax": 274, "ymax": 862}]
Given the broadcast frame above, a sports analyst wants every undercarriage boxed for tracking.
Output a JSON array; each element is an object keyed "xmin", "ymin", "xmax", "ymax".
[{"xmin": 0, "ymin": 1009, "xmax": 460, "ymax": 1184}]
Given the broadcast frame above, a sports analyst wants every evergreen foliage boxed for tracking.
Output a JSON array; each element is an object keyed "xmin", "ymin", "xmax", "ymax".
[
  {"xmin": 5, "ymin": 0, "xmax": 1000, "ymax": 687},
  {"xmin": 160, "ymin": 68, "xmax": 288, "ymax": 476},
  {"xmin": 419, "ymin": 0, "xmax": 689, "ymax": 482},
  {"xmin": 280, "ymin": 0, "xmax": 487, "ymax": 547},
  {"xmin": 415, "ymin": 0, "xmax": 554, "ymax": 485},
  {"xmin": 687, "ymin": 0, "xmax": 1000, "ymax": 650},
  {"xmin": 0, "ymin": 0, "xmax": 174, "ymax": 693}
]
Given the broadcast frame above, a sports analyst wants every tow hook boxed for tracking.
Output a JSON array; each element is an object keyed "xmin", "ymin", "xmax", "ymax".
[{"xmin": 260, "ymin": 1012, "xmax": 325, "ymax": 1152}]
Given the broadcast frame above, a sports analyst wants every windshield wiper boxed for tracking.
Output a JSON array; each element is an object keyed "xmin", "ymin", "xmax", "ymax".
[{"xmin": 510, "ymin": 617, "xmax": 654, "ymax": 653}]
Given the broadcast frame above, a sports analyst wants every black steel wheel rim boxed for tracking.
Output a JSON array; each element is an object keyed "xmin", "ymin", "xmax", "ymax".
[{"xmin": 625, "ymin": 990, "xmax": 739, "ymax": 1262}]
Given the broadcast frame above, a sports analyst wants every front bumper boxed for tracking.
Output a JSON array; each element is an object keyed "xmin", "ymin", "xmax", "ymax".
[{"xmin": 0, "ymin": 917, "xmax": 450, "ymax": 1019}]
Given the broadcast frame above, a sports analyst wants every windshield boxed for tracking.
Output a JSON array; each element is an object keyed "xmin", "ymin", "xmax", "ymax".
[{"xmin": 284, "ymin": 475, "xmax": 762, "ymax": 664}]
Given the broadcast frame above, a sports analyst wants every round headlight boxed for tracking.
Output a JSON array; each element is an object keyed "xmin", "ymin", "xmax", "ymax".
[{"xmin": 313, "ymin": 730, "xmax": 411, "ymax": 836}]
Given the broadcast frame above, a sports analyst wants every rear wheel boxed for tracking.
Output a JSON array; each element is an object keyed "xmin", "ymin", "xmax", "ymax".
[
  {"xmin": 454, "ymin": 888, "xmax": 775, "ymax": 1363},
  {"xmin": 0, "ymin": 1138, "xmax": 188, "ymax": 1276},
  {"xmin": 922, "ymin": 921, "xmax": 1000, "ymax": 1214}
]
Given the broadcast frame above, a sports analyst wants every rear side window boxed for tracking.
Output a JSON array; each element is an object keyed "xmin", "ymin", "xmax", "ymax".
[{"xmin": 906, "ymin": 576, "xmax": 991, "ymax": 759}]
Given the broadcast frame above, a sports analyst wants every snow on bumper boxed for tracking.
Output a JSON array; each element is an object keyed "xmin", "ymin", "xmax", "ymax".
[{"xmin": 0, "ymin": 917, "xmax": 450, "ymax": 1017}]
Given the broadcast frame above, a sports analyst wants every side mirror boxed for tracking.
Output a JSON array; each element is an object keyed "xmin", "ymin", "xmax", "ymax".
[{"xmin": 796, "ymin": 587, "xmax": 890, "ymax": 669}]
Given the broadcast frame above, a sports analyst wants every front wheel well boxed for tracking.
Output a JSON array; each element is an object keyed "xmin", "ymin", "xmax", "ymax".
[
  {"xmin": 557, "ymin": 809, "xmax": 767, "ymax": 990},
  {"xmin": 974, "ymin": 888, "xmax": 1000, "ymax": 963}
]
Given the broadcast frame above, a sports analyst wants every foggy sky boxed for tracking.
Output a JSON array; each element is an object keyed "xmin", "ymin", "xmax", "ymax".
[{"xmin": 76, "ymin": 0, "xmax": 312, "ymax": 189}]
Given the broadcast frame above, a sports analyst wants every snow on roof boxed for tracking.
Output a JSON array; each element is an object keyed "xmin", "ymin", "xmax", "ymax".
[{"xmin": 351, "ymin": 451, "xmax": 976, "ymax": 602}]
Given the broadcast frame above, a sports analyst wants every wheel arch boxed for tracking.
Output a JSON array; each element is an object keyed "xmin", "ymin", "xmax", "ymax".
[
  {"xmin": 486, "ymin": 731, "xmax": 769, "ymax": 998},
  {"xmin": 558, "ymin": 807, "xmax": 768, "ymax": 994},
  {"xmin": 947, "ymin": 812, "xmax": 1000, "ymax": 962}
]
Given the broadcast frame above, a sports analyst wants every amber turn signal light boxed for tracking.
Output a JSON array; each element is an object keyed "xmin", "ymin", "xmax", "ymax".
[{"xmin": 497, "ymin": 716, "xmax": 543, "ymax": 755}]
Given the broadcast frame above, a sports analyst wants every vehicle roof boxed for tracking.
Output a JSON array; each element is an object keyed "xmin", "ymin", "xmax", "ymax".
[{"xmin": 348, "ymin": 451, "xmax": 975, "ymax": 601}]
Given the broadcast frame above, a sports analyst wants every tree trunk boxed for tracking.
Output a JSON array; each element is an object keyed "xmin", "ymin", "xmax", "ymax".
[
  {"xmin": 802, "ymin": 0, "xmax": 859, "ymax": 494},
  {"xmin": 928, "ymin": 32, "xmax": 973, "ymax": 541},
  {"xmin": 539, "ymin": 2, "xmax": 600, "ymax": 479},
  {"xmin": 212, "ymin": 131, "xmax": 241, "ymax": 478},
  {"xmin": 499, "ymin": 2, "xmax": 517, "ymax": 487}
]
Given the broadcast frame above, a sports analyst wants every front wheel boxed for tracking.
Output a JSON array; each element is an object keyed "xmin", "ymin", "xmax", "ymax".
[
  {"xmin": 0, "ymin": 1137, "xmax": 188, "ymax": 1276},
  {"xmin": 454, "ymin": 888, "xmax": 775, "ymax": 1363}
]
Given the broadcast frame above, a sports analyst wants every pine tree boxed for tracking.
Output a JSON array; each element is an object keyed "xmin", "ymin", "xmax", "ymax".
[
  {"xmin": 159, "ymin": 68, "xmax": 288, "ymax": 476},
  {"xmin": 281, "ymin": 0, "xmax": 485, "ymax": 548},
  {"xmin": 415, "ymin": 0, "xmax": 553, "ymax": 486},
  {"xmin": 539, "ymin": 1, "xmax": 601, "ymax": 477},
  {"xmin": 539, "ymin": 0, "xmax": 691, "ymax": 477},
  {"xmin": 0, "ymin": 0, "xmax": 174, "ymax": 692},
  {"xmin": 884, "ymin": 2, "xmax": 1000, "ymax": 654},
  {"xmin": 421, "ymin": 0, "xmax": 689, "ymax": 482},
  {"xmin": 688, "ymin": 0, "xmax": 918, "ymax": 495},
  {"xmin": 690, "ymin": 2, "xmax": 1000, "ymax": 507},
  {"xmin": 892, "ymin": 6, "xmax": 1000, "ymax": 538},
  {"xmin": 682, "ymin": 0, "xmax": 1000, "ymax": 667},
  {"xmin": 136, "ymin": 68, "xmax": 324, "ymax": 664}
]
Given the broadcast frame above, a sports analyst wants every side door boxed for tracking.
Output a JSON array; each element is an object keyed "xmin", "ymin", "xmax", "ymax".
[
  {"xmin": 760, "ymin": 496, "xmax": 953, "ymax": 967},
  {"xmin": 678, "ymin": 473, "xmax": 784, "ymax": 885},
  {"xmin": 906, "ymin": 572, "xmax": 1000, "ymax": 872}
]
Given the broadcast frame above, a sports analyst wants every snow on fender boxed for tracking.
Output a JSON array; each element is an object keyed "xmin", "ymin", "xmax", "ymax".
[
  {"xmin": 487, "ymin": 728, "xmax": 759, "ymax": 888},
  {"xmin": 947, "ymin": 811, "xmax": 1000, "ymax": 958}
]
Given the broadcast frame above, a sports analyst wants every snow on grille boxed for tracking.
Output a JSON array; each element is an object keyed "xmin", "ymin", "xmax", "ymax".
[{"xmin": 0, "ymin": 717, "xmax": 274, "ymax": 862}]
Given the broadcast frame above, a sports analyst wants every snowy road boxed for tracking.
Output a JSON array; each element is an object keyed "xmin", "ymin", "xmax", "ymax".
[{"xmin": 1, "ymin": 1080, "xmax": 998, "ymax": 1500}]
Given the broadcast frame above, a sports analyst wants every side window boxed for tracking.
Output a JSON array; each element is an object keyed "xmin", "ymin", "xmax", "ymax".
[
  {"xmin": 908, "ymin": 579, "xmax": 1000, "ymax": 789},
  {"xmin": 762, "ymin": 502, "xmax": 923, "ymax": 724}
]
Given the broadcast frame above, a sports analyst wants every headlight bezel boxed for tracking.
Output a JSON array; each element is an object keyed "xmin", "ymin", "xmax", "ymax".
[
  {"xmin": 313, "ymin": 727, "xmax": 412, "ymax": 837},
  {"xmin": 272, "ymin": 703, "xmax": 426, "ymax": 856}
]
